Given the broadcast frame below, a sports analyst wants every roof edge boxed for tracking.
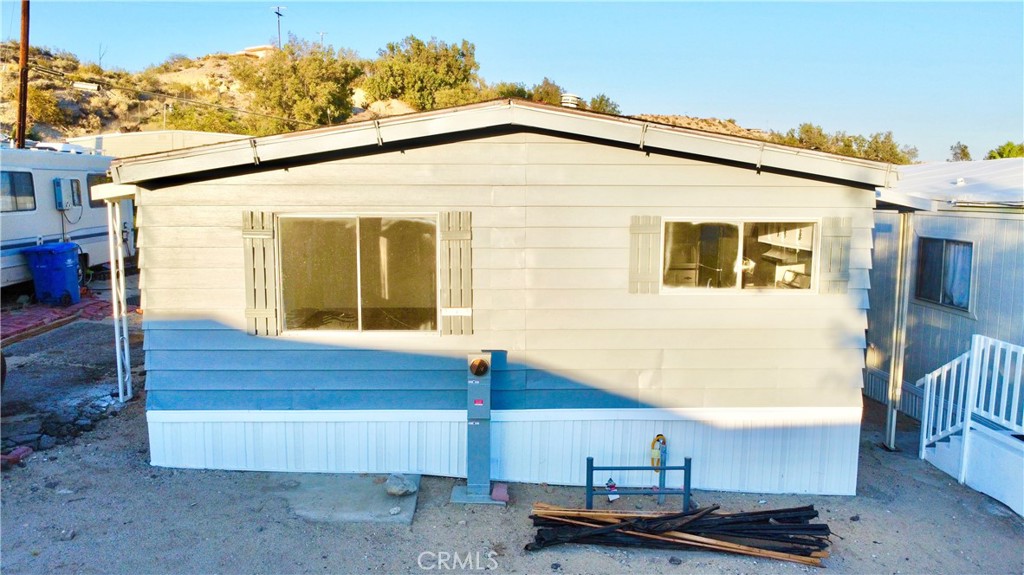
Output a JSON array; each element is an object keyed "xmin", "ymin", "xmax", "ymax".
[{"xmin": 112, "ymin": 99, "xmax": 896, "ymax": 188}]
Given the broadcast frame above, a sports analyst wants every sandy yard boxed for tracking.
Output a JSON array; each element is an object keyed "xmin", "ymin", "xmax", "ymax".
[{"xmin": 1, "ymin": 319, "xmax": 1022, "ymax": 575}]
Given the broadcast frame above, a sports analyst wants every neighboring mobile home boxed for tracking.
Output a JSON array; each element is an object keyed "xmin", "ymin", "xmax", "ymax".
[
  {"xmin": 866, "ymin": 158, "xmax": 1023, "ymax": 409},
  {"xmin": 865, "ymin": 158, "xmax": 1023, "ymax": 514},
  {"xmin": 104, "ymin": 100, "xmax": 918, "ymax": 495}
]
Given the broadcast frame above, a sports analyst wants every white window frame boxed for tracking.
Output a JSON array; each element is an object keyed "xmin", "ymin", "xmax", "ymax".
[
  {"xmin": 659, "ymin": 218, "xmax": 820, "ymax": 295},
  {"xmin": 275, "ymin": 212, "xmax": 442, "ymax": 336}
]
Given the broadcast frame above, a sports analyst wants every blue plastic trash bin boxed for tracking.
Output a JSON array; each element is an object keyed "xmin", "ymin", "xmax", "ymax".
[{"xmin": 21, "ymin": 242, "xmax": 81, "ymax": 306}]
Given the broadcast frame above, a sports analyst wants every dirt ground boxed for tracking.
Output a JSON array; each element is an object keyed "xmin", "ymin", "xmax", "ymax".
[{"xmin": 1, "ymin": 323, "xmax": 1022, "ymax": 574}]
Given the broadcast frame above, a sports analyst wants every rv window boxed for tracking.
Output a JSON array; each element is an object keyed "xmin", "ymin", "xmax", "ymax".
[
  {"xmin": 1, "ymin": 171, "xmax": 36, "ymax": 212},
  {"xmin": 70, "ymin": 179, "xmax": 83, "ymax": 207},
  {"xmin": 87, "ymin": 173, "xmax": 112, "ymax": 209},
  {"xmin": 915, "ymin": 237, "xmax": 972, "ymax": 311},
  {"xmin": 663, "ymin": 221, "xmax": 815, "ymax": 290},
  {"xmin": 279, "ymin": 216, "xmax": 438, "ymax": 332}
]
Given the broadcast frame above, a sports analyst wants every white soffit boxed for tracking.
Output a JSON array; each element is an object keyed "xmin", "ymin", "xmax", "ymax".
[
  {"xmin": 111, "ymin": 99, "xmax": 895, "ymax": 188},
  {"xmin": 90, "ymin": 183, "xmax": 139, "ymax": 201}
]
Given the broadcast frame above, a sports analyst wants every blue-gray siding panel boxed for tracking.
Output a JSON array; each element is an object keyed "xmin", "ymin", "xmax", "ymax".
[
  {"xmin": 147, "ymin": 369, "xmax": 528, "ymax": 391},
  {"xmin": 145, "ymin": 387, "xmax": 641, "ymax": 411}
]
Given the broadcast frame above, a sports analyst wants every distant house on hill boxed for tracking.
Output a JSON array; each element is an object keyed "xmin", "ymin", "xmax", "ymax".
[
  {"xmin": 234, "ymin": 45, "xmax": 275, "ymax": 59},
  {"xmin": 97, "ymin": 99, "xmax": 925, "ymax": 496}
]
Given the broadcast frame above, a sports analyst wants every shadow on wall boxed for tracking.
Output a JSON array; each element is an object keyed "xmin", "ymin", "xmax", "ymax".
[{"xmin": 141, "ymin": 319, "xmax": 865, "ymax": 494}]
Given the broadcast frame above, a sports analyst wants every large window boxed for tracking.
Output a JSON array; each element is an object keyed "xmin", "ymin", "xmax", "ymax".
[
  {"xmin": 916, "ymin": 237, "xmax": 972, "ymax": 311},
  {"xmin": 1, "ymin": 171, "xmax": 35, "ymax": 212},
  {"xmin": 663, "ymin": 221, "xmax": 815, "ymax": 290},
  {"xmin": 279, "ymin": 216, "xmax": 438, "ymax": 331}
]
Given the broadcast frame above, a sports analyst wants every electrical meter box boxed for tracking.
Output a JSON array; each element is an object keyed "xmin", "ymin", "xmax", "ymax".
[
  {"xmin": 53, "ymin": 178, "xmax": 80, "ymax": 211},
  {"xmin": 467, "ymin": 352, "xmax": 492, "ymax": 419}
]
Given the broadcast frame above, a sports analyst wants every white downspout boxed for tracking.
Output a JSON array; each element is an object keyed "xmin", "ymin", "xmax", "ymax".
[{"xmin": 884, "ymin": 211, "xmax": 913, "ymax": 450}]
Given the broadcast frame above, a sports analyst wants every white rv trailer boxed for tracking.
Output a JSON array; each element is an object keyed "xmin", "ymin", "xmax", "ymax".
[{"xmin": 1, "ymin": 143, "xmax": 133, "ymax": 288}]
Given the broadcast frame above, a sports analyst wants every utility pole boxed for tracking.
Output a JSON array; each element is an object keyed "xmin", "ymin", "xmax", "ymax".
[
  {"xmin": 273, "ymin": 6, "xmax": 286, "ymax": 49},
  {"xmin": 15, "ymin": 0, "xmax": 30, "ymax": 149},
  {"xmin": 317, "ymin": 31, "xmax": 327, "ymax": 49}
]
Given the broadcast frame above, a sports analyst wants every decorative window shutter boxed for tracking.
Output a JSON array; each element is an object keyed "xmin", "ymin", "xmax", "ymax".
[
  {"xmin": 629, "ymin": 215, "xmax": 662, "ymax": 294},
  {"xmin": 440, "ymin": 211, "xmax": 473, "ymax": 335},
  {"xmin": 242, "ymin": 210, "xmax": 279, "ymax": 335},
  {"xmin": 820, "ymin": 216, "xmax": 852, "ymax": 294}
]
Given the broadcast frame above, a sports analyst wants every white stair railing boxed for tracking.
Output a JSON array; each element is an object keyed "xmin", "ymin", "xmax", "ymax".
[
  {"xmin": 970, "ymin": 336, "xmax": 1024, "ymax": 433},
  {"xmin": 959, "ymin": 335, "xmax": 1024, "ymax": 484},
  {"xmin": 918, "ymin": 350, "xmax": 971, "ymax": 459},
  {"xmin": 918, "ymin": 334, "xmax": 1024, "ymax": 483}
]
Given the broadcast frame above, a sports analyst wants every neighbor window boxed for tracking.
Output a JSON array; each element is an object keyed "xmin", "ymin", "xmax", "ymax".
[
  {"xmin": 87, "ymin": 173, "xmax": 112, "ymax": 208},
  {"xmin": 278, "ymin": 216, "xmax": 438, "ymax": 331},
  {"xmin": 916, "ymin": 237, "xmax": 972, "ymax": 311},
  {"xmin": 663, "ymin": 221, "xmax": 815, "ymax": 290},
  {"xmin": 1, "ymin": 171, "xmax": 35, "ymax": 212}
]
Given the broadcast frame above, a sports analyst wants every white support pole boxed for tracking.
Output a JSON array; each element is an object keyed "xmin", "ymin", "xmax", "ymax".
[
  {"xmin": 115, "ymin": 201, "xmax": 132, "ymax": 400},
  {"xmin": 106, "ymin": 200, "xmax": 132, "ymax": 402},
  {"xmin": 959, "ymin": 334, "xmax": 983, "ymax": 484}
]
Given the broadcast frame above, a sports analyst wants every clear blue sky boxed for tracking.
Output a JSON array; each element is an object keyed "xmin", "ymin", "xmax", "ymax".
[{"xmin": 3, "ymin": 1, "xmax": 1022, "ymax": 162}]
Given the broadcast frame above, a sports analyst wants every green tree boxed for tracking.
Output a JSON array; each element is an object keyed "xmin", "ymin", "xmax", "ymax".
[
  {"xmin": 948, "ymin": 141, "xmax": 972, "ymax": 161},
  {"xmin": 361, "ymin": 36, "xmax": 480, "ymax": 111},
  {"xmin": 230, "ymin": 36, "xmax": 362, "ymax": 135},
  {"xmin": 588, "ymin": 93, "xmax": 621, "ymax": 115},
  {"xmin": 491, "ymin": 81, "xmax": 531, "ymax": 99},
  {"xmin": 985, "ymin": 141, "xmax": 1024, "ymax": 159},
  {"xmin": 768, "ymin": 123, "xmax": 916, "ymax": 164},
  {"xmin": 530, "ymin": 77, "xmax": 564, "ymax": 106},
  {"xmin": 4, "ymin": 83, "xmax": 68, "ymax": 130},
  {"xmin": 26, "ymin": 85, "xmax": 68, "ymax": 127},
  {"xmin": 160, "ymin": 104, "xmax": 245, "ymax": 134},
  {"xmin": 863, "ymin": 131, "xmax": 917, "ymax": 164}
]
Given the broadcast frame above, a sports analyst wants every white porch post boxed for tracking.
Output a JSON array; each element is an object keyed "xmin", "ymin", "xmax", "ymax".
[
  {"xmin": 959, "ymin": 334, "xmax": 984, "ymax": 484},
  {"xmin": 105, "ymin": 199, "xmax": 132, "ymax": 402}
]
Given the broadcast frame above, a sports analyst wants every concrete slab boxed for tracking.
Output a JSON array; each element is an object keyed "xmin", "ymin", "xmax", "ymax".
[{"xmin": 268, "ymin": 473, "xmax": 420, "ymax": 525}]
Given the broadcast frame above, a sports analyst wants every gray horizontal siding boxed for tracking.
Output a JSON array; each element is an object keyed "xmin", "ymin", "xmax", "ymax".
[
  {"xmin": 867, "ymin": 210, "xmax": 1024, "ymax": 385},
  {"xmin": 139, "ymin": 131, "xmax": 875, "ymax": 412}
]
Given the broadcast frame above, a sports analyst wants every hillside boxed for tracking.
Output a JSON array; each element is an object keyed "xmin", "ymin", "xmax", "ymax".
[
  {"xmin": 0, "ymin": 41, "xmax": 917, "ymax": 163},
  {"xmin": 0, "ymin": 43, "xmax": 768, "ymax": 143}
]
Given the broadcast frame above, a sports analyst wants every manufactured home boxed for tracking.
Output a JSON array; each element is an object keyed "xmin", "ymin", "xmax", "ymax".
[
  {"xmin": 103, "ymin": 100, "xmax": 922, "ymax": 495},
  {"xmin": 866, "ymin": 158, "xmax": 1023, "ymax": 514},
  {"xmin": 0, "ymin": 143, "xmax": 132, "ymax": 287}
]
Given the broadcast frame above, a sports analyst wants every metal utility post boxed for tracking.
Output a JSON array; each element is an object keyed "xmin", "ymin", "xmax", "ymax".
[
  {"xmin": 451, "ymin": 352, "xmax": 505, "ymax": 505},
  {"xmin": 273, "ymin": 6, "xmax": 286, "ymax": 49},
  {"xmin": 15, "ymin": 0, "xmax": 30, "ymax": 149}
]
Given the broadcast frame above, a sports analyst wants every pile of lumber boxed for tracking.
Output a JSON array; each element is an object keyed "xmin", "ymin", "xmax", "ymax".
[{"xmin": 527, "ymin": 502, "xmax": 832, "ymax": 567}]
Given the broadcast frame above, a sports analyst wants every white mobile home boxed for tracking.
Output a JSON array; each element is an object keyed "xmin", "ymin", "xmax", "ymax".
[
  {"xmin": 106, "ymin": 100, "xmax": 918, "ymax": 495},
  {"xmin": 866, "ymin": 158, "xmax": 1023, "ymax": 514}
]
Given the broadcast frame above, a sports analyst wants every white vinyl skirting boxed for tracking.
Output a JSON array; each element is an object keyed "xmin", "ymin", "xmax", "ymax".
[{"xmin": 147, "ymin": 407, "xmax": 862, "ymax": 495}]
